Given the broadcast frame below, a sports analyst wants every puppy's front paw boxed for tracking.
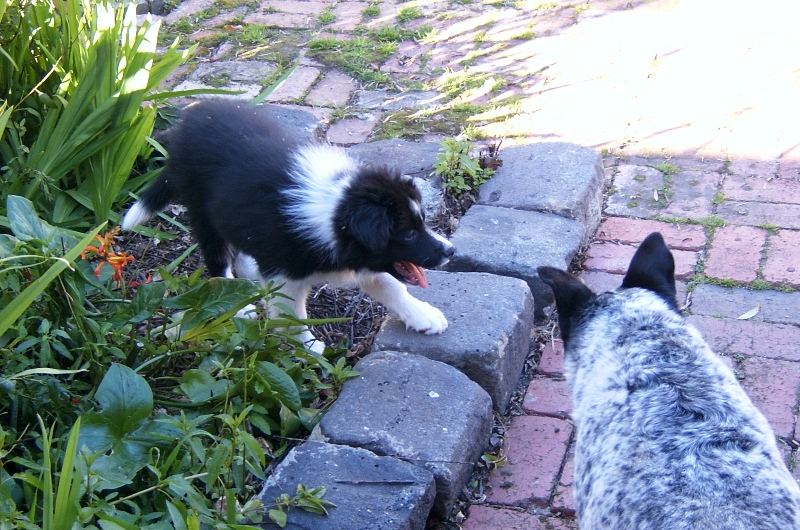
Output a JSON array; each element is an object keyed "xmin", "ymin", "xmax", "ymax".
[{"xmin": 401, "ymin": 300, "xmax": 448, "ymax": 335}]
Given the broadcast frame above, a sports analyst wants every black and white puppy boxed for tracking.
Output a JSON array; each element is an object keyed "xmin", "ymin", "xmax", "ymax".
[
  {"xmin": 122, "ymin": 100, "xmax": 454, "ymax": 350},
  {"xmin": 538, "ymin": 233, "xmax": 800, "ymax": 530}
]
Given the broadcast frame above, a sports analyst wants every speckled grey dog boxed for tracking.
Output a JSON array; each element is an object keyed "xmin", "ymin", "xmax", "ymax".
[{"xmin": 538, "ymin": 232, "xmax": 800, "ymax": 530}]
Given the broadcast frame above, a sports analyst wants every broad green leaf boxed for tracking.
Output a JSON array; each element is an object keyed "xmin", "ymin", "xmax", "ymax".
[
  {"xmin": 7, "ymin": 195, "xmax": 55, "ymax": 242},
  {"xmin": 93, "ymin": 363, "xmax": 153, "ymax": 434},
  {"xmin": 256, "ymin": 362, "xmax": 301, "ymax": 411},
  {"xmin": 126, "ymin": 281, "xmax": 168, "ymax": 323},
  {"xmin": 179, "ymin": 369, "xmax": 232, "ymax": 403}
]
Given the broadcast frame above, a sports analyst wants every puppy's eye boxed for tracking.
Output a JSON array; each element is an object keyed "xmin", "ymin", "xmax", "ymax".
[{"xmin": 403, "ymin": 230, "xmax": 418, "ymax": 241}]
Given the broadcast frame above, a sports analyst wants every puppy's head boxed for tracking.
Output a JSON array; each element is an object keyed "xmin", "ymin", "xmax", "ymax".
[
  {"xmin": 335, "ymin": 167, "xmax": 455, "ymax": 287},
  {"xmin": 538, "ymin": 231, "xmax": 678, "ymax": 343}
]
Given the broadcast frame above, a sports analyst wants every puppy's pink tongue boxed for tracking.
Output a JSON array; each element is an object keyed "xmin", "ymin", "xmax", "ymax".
[{"xmin": 394, "ymin": 261, "xmax": 428, "ymax": 288}]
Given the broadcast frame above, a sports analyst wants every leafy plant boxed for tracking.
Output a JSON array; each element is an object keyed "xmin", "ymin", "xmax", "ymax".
[
  {"xmin": 0, "ymin": 0, "xmax": 196, "ymax": 228},
  {"xmin": 268, "ymin": 484, "xmax": 336, "ymax": 528},
  {"xmin": 0, "ymin": 196, "xmax": 349, "ymax": 528},
  {"xmin": 434, "ymin": 138, "xmax": 495, "ymax": 195}
]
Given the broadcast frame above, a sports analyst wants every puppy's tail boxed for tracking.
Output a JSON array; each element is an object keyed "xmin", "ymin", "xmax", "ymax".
[{"xmin": 121, "ymin": 174, "xmax": 176, "ymax": 230}]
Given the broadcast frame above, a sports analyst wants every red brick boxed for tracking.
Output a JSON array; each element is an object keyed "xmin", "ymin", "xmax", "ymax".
[
  {"xmin": 704, "ymin": 225, "xmax": 767, "ymax": 283},
  {"xmin": 485, "ymin": 416, "xmax": 573, "ymax": 507},
  {"xmin": 723, "ymin": 175, "xmax": 800, "ymax": 204},
  {"xmin": 552, "ymin": 444, "xmax": 575, "ymax": 516},
  {"xmin": 579, "ymin": 270, "xmax": 624, "ymax": 294},
  {"xmin": 595, "ymin": 217, "xmax": 706, "ymax": 250},
  {"xmin": 579, "ymin": 270, "xmax": 689, "ymax": 307},
  {"xmin": 538, "ymin": 340, "xmax": 565, "ymax": 376},
  {"xmin": 763, "ymin": 230, "xmax": 800, "ymax": 288},
  {"xmin": 523, "ymin": 377, "xmax": 573, "ymax": 419},
  {"xmin": 463, "ymin": 505, "xmax": 576, "ymax": 530},
  {"xmin": 583, "ymin": 241, "xmax": 697, "ymax": 280},
  {"xmin": 688, "ymin": 316, "xmax": 800, "ymax": 362},
  {"xmin": 741, "ymin": 356, "xmax": 800, "ymax": 439}
]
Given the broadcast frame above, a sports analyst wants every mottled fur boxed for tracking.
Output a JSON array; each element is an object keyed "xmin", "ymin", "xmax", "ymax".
[{"xmin": 539, "ymin": 233, "xmax": 800, "ymax": 530}]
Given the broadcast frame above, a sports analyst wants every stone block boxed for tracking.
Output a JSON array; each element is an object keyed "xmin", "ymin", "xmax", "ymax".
[
  {"xmin": 717, "ymin": 201, "xmax": 800, "ymax": 230},
  {"xmin": 445, "ymin": 205, "xmax": 583, "ymax": 320},
  {"xmin": 690, "ymin": 284, "xmax": 800, "ymax": 326},
  {"xmin": 522, "ymin": 377, "xmax": 573, "ymax": 419},
  {"xmin": 354, "ymin": 90, "xmax": 441, "ymax": 111},
  {"xmin": 311, "ymin": 351, "xmax": 493, "ymax": 518},
  {"xmin": 583, "ymin": 241, "xmax": 697, "ymax": 280},
  {"xmin": 348, "ymin": 139, "xmax": 444, "ymax": 219},
  {"xmin": 348, "ymin": 139, "xmax": 441, "ymax": 178},
  {"xmin": 688, "ymin": 315, "xmax": 800, "ymax": 363},
  {"xmin": 604, "ymin": 164, "xmax": 665, "ymax": 218},
  {"xmin": 741, "ymin": 356, "xmax": 800, "ymax": 439},
  {"xmin": 373, "ymin": 271, "xmax": 534, "ymax": 411},
  {"xmin": 304, "ymin": 71, "xmax": 357, "ymax": 107},
  {"xmin": 265, "ymin": 66, "xmax": 320, "ymax": 103},
  {"xmin": 463, "ymin": 505, "xmax": 576, "ymax": 530},
  {"xmin": 660, "ymin": 168, "xmax": 721, "ymax": 221},
  {"xmin": 477, "ymin": 142, "xmax": 604, "ymax": 243},
  {"xmin": 258, "ymin": 441, "xmax": 435, "ymax": 529},
  {"xmin": 326, "ymin": 115, "xmax": 379, "ymax": 145}
]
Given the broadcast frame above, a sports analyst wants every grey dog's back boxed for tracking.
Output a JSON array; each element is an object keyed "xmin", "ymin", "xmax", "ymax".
[{"xmin": 539, "ymin": 233, "xmax": 800, "ymax": 529}]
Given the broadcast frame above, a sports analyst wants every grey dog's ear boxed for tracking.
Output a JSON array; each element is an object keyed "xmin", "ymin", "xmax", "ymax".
[
  {"xmin": 622, "ymin": 232, "xmax": 678, "ymax": 310},
  {"xmin": 538, "ymin": 266, "xmax": 594, "ymax": 342}
]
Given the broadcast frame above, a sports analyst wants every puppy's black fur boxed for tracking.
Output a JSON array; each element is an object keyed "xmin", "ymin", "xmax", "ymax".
[{"xmin": 123, "ymin": 100, "xmax": 455, "ymax": 346}]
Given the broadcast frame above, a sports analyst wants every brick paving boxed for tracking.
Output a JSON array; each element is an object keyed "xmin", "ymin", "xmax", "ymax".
[{"xmin": 152, "ymin": 0, "xmax": 800, "ymax": 526}]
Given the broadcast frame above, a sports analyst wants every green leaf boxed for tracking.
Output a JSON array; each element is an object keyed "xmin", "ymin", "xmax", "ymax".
[
  {"xmin": 0, "ymin": 218, "xmax": 104, "ymax": 338},
  {"xmin": 179, "ymin": 369, "xmax": 232, "ymax": 403},
  {"xmin": 268, "ymin": 509, "xmax": 287, "ymax": 528},
  {"xmin": 126, "ymin": 281, "xmax": 168, "ymax": 323},
  {"xmin": 7, "ymin": 195, "xmax": 56, "ymax": 242},
  {"xmin": 94, "ymin": 364, "xmax": 153, "ymax": 434},
  {"xmin": 256, "ymin": 362, "xmax": 301, "ymax": 411}
]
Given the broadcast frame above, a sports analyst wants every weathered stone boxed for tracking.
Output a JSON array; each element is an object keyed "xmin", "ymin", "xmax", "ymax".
[
  {"xmin": 716, "ymin": 201, "xmax": 800, "ymax": 230},
  {"xmin": 605, "ymin": 164, "xmax": 665, "ymax": 218},
  {"xmin": 348, "ymin": 139, "xmax": 441, "ymax": 177},
  {"xmin": 354, "ymin": 90, "xmax": 441, "ymax": 111},
  {"xmin": 174, "ymin": 60, "xmax": 278, "ymax": 101},
  {"xmin": 445, "ymin": 205, "xmax": 584, "ymax": 319},
  {"xmin": 304, "ymin": 71, "xmax": 357, "ymax": 107},
  {"xmin": 310, "ymin": 351, "xmax": 493, "ymax": 518},
  {"xmin": 258, "ymin": 441, "xmax": 435, "ymax": 530},
  {"xmin": 373, "ymin": 270, "xmax": 534, "ymax": 410},
  {"xmin": 256, "ymin": 104, "xmax": 326, "ymax": 143},
  {"xmin": 349, "ymin": 139, "xmax": 445, "ymax": 219},
  {"xmin": 690, "ymin": 284, "xmax": 800, "ymax": 326},
  {"xmin": 477, "ymin": 142, "xmax": 605, "ymax": 243}
]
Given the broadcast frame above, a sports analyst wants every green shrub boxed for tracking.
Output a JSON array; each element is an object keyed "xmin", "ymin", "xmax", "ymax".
[
  {"xmin": 0, "ymin": 0, "xmax": 195, "ymax": 229},
  {"xmin": 0, "ymin": 196, "xmax": 351, "ymax": 528}
]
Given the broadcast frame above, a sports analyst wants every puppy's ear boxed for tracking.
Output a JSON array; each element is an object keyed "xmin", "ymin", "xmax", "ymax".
[
  {"xmin": 538, "ymin": 266, "xmax": 595, "ymax": 342},
  {"xmin": 621, "ymin": 232, "xmax": 678, "ymax": 310},
  {"xmin": 346, "ymin": 203, "xmax": 392, "ymax": 253}
]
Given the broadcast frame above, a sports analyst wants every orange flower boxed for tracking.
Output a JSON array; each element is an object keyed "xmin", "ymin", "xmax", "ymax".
[{"xmin": 81, "ymin": 227, "xmax": 136, "ymax": 288}]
